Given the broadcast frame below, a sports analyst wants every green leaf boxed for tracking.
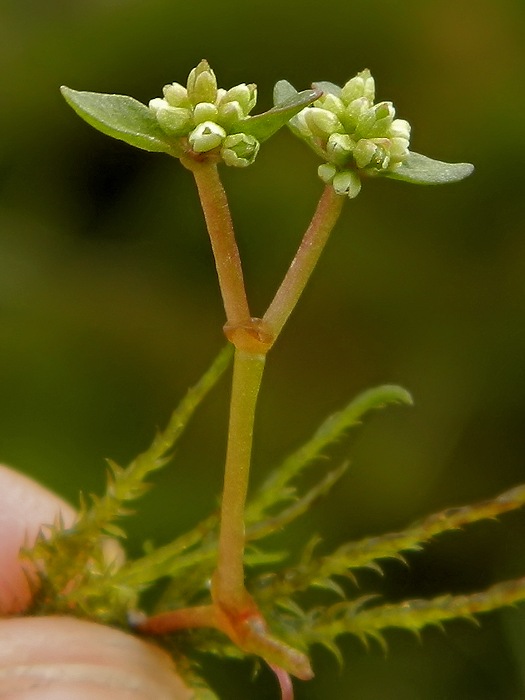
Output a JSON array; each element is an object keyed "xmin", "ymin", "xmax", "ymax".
[
  {"xmin": 385, "ymin": 151, "xmax": 474, "ymax": 185},
  {"xmin": 236, "ymin": 88, "xmax": 321, "ymax": 143},
  {"xmin": 61, "ymin": 86, "xmax": 178, "ymax": 154},
  {"xmin": 273, "ymin": 79, "xmax": 299, "ymax": 104},
  {"xmin": 312, "ymin": 81, "xmax": 342, "ymax": 98},
  {"xmin": 247, "ymin": 384, "xmax": 412, "ymax": 521}
]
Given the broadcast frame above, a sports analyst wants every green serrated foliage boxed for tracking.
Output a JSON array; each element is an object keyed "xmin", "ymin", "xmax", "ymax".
[
  {"xmin": 251, "ymin": 483, "xmax": 525, "ymax": 604},
  {"xmin": 236, "ymin": 88, "xmax": 321, "ymax": 143},
  {"xmin": 384, "ymin": 151, "xmax": 475, "ymax": 185},
  {"xmin": 61, "ymin": 87, "xmax": 181, "ymax": 155},
  {"xmin": 292, "ymin": 576, "xmax": 525, "ymax": 656},
  {"xmin": 246, "ymin": 463, "xmax": 348, "ymax": 541},
  {"xmin": 24, "ymin": 346, "xmax": 232, "ymax": 622},
  {"xmin": 246, "ymin": 384, "xmax": 412, "ymax": 523}
]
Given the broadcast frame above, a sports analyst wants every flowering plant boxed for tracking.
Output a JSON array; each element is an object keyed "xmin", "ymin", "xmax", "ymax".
[{"xmin": 22, "ymin": 60, "xmax": 525, "ymax": 700}]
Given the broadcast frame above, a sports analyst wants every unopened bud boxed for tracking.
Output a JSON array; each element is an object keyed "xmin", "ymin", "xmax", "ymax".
[
  {"xmin": 155, "ymin": 105, "xmax": 192, "ymax": 136},
  {"xmin": 317, "ymin": 93, "xmax": 344, "ymax": 117},
  {"xmin": 221, "ymin": 83, "xmax": 257, "ymax": 114},
  {"xmin": 389, "ymin": 118, "xmax": 411, "ymax": 140},
  {"xmin": 304, "ymin": 107, "xmax": 342, "ymax": 138},
  {"xmin": 221, "ymin": 133, "xmax": 260, "ymax": 167},
  {"xmin": 389, "ymin": 137, "xmax": 410, "ymax": 162},
  {"xmin": 332, "ymin": 169, "xmax": 362, "ymax": 198},
  {"xmin": 193, "ymin": 102, "xmax": 219, "ymax": 124},
  {"xmin": 187, "ymin": 60, "xmax": 218, "ymax": 106},
  {"xmin": 218, "ymin": 100, "xmax": 245, "ymax": 126},
  {"xmin": 163, "ymin": 83, "xmax": 190, "ymax": 108},
  {"xmin": 341, "ymin": 69, "xmax": 375, "ymax": 105},
  {"xmin": 326, "ymin": 133, "xmax": 355, "ymax": 165},
  {"xmin": 318, "ymin": 163, "xmax": 337, "ymax": 184}
]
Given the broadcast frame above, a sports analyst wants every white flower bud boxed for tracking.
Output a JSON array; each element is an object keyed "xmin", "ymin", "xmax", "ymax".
[
  {"xmin": 318, "ymin": 163, "xmax": 337, "ymax": 184},
  {"xmin": 353, "ymin": 139, "xmax": 376, "ymax": 168},
  {"xmin": 163, "ymin": 82, "xmax": 190, "ymax": 108},
  {"xmin": 332, "ymin": 170, "xmax": 362, "ymax": 198},
  {"xmin": 304, "ymin": 107, "xmax": 342, "ymax": 137},
  {"xmin": 155, "ymin": 105, "xmax": 192, "ymax": 136},
  {"xmin": 317, "ymin": 93, "xmax": 344, "ymax": 117},
  {"xmin": 218, "ymin": 100, "xmax": 245, "ymax": 126},
  {"xmin": 389, "ymin": 118, "xmax": 411, "ymax": 140},
  {"xmin": 188, "ymin": 121, "xmax": 226, "ymax": 153},
  {"xmin": 187, "ymin": 60, "xmax": 218, "ymax": 106},
  {"xmin": 341, "ymin": 69, "xmax": 375, "ymax": 105},
  {"xmin": 326, "ymin": 133, "xmax": 355, "ymax": 165},
  {"xmin": 221, "ymin": 133, "xmax": 260, "ymax": 167},
  {"xmin": 389, "ymin": 137, "xmax": 410, "ymax": 162},
  {"xmin": 290, "ymin": 110, "xmax": 314, "ymax": 139},
  {"xmin": 343, "ymin": 97, "xmax": 371, "ymax": 131},
  {"xmin": 148, "ymin": 97, "xmax": 166, "ymax": 114},
  {"xmin": 193, "ymin": 102, "xmax": 219, "ymax": 124},
  {"xmin": 221, "ymin": 83, "xmax": 257, "ymax": 114}
]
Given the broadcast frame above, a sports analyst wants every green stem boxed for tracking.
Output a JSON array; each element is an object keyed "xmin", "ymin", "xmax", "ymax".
[
  {"xmin": 213, "ymin": 348, "xmax": 266, "ymax": 609},
  {"xmin": 263, "ymin": 185, "xmax": 345, "ymax": 339},
  {"xmin": 188, "ymin": 160, "xmax": 251, "ymax": 326}
]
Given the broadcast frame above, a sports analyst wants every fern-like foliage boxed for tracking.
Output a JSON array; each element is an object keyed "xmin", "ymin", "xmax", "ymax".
[
  {"xmin": 21, "ymin": 351, "xmax": 525, "ymax": 690},
  {"xmin": 24, "ymin": 345, "xmax": 233, "ymax": 623}
]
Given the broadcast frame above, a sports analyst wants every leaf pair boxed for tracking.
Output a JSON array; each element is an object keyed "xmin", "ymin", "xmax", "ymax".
[{"xmin": 60, "ymin": 85, "xmax": 320, "ymax": 156}]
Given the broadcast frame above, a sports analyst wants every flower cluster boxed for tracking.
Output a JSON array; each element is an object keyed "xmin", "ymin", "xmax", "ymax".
[
  {"xmin": 290, "ymin": 69, "xmax": 411, "ymax": 197},
  {"xmin": 149, "ymin": 60, "xmax": 260, "ymax": 167}
]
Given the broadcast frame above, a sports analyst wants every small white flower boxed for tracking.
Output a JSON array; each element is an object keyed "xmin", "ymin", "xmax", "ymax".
[{"xmin": 188, "ymin": 121, "xmax": 226, "ymax": 153}]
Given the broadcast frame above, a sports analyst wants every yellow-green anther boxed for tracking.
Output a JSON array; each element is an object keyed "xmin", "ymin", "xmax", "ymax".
[
  {"xmin": 305, "ymin": 108, "xmax": 342, "ymax": 138},
  {"xmin": 163, "ymin": 82, "xmax": 190, "ymax": 108},
  {"xmin": 153, "ymin": 104, "xmax": 193, "ymax": 136},
  {"xmin": 221, "ymin": 133, "xmax": 260, "ymax": 167},
  {"xmin": 193, "ymin": 102, "xmax": 219, "ymax": 124},
  {"xmin": 189, "ymin": 121, "xmax": 226, "ymax": 153},
  {"xmin": 187, "ymin": 60, "xmax": 218, "ymax": 106},
  {"xmin": 333, "ymin": 170, "xmax": 361, "ymax": 198}
]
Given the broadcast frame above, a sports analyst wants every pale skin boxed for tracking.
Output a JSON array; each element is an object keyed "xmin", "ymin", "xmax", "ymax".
[{"xmin": 0, "ymin": 464, "xmax": 191, "ymax": 699}]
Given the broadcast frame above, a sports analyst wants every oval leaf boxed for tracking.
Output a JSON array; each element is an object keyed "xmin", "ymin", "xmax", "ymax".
[
  {"xmin": 61, "ymin": 86, "xmax": 177, "ymax": 154},
  {"xmin": 385, "ymin": 151, "xmax": 474, "ymax": 185},
  {"xmin": 273, "ymin": 79, "xmax": 299, "ymax": 105},
  {"xmin": 312, "ymin": 80, "xmax": 342, "ymax": 98},
  {"xmin": 236, "ymin": 88, "xmax": 321, "ymax": 143}
]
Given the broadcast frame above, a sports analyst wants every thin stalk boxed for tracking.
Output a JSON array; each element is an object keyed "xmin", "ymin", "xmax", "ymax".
[
  {"xmin": 264, "ymin": 185, "xmax": 345, "ymax": 339},
  {"xmin": 188, "ymin": 160, "xmax": 251, "ymax": 326},
  {"xmin": 213, "ymin": 348, "xmax": 266, "ymax": 610}
]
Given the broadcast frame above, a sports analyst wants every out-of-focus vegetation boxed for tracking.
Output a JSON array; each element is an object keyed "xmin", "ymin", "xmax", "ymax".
[{"xmin": 1, "ymin": 1, "xmax": 525, "ymax": 697}]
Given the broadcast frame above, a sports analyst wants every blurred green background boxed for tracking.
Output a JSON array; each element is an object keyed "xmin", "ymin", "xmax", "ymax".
[{"xmin": 1, "ymin": 0, "xmax": 525, "ymax": 697}]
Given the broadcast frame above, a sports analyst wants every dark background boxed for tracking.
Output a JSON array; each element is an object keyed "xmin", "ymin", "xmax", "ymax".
[{"xmin": 1, "ymin": 1, "xmax": 525, "ymax": 697}]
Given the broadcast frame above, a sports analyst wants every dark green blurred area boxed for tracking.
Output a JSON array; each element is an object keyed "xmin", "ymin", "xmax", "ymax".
[{"xmin": 1, "ymin": 0, "xmax": 525, "ymax": 697}]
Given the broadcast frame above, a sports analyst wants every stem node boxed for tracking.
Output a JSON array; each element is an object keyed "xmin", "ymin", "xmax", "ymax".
[{"xmin": 224, "ymin": 317, "xmax": 274, "ymax": 354}]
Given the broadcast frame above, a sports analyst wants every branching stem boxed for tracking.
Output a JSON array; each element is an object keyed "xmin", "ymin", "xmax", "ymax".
[
  {"xmin": 264, "ymin": 184, "xmax": 345, "ymax": 339},
  {"xmin": 145, "ymin": 162, "xmax": 344, "ymax": 681},
  {"xmin": 186, "ymin": 159, "xmax": 251, "ymax": 327}
]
